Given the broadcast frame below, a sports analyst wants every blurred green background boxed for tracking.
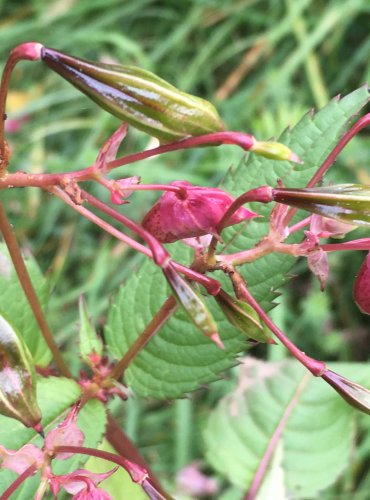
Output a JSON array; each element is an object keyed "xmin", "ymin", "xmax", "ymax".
[{"xmin": 1, "ymin": 0, "xmax": 370, "ymax": 498}]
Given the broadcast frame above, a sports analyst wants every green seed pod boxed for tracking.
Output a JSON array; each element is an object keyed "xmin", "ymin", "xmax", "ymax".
[
  {"xmin": 163, "ymin": 265, "xmax": 223, "ymax": 348},
  {"xmin": 272, "ymin": 184, "xmax": 370, "ymax": 226},
  {"xmin": 41, "ymin": 47, "xmax": 225, "ymax": 144},
  {"xmin": 216, "ymin": 290, "xmax": 275, "ymax": 344},
  {"xmin": 0, "ymin": 314, "xmax": 42, "ymax": 431}
]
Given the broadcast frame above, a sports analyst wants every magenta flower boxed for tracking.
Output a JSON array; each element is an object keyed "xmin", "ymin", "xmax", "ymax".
[{"xmin": 142, "ymin": 180, "xmax": 257, "ymax": 243}]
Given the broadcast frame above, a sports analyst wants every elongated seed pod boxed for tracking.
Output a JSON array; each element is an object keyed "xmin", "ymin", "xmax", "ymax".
[
  {"xmin": 0, "ymin": 314, "xmax": 42, "ymax": 431},
  {"xmin": 41, "ymin": 47, "xmax": 225, "ymax": 144}
]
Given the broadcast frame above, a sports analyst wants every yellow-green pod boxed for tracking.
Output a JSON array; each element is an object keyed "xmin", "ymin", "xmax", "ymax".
[{"xmin": 41, "ymin": 47, "xmax": 225, "ymax": 144}]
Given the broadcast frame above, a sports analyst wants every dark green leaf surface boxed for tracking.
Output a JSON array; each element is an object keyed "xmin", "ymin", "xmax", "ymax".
[
  {"xmin": 0, "ymin": 243, "xmax": 51, "ymax": 365},
  {"xmin": 106, "ymin": 87, "xmax": 370, "ymax": 399},
  {"xmin": 204, "ymin": 360, "xmax": 370, "ymax": 498}
]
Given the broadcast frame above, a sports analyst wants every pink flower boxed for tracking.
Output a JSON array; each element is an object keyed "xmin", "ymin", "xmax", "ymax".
[{"xmin": 142, "ymin": 181, "xmax": 256, "ymax": 243}]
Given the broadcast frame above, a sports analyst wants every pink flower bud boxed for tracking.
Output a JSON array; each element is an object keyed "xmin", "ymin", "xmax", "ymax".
[
  {"xmin": 142, "ymin": 181, "xmax": 256, "ymax": 243},
  {"xmin": 353, "ymin": 252, "xmax": 370, "ymax": 314}
]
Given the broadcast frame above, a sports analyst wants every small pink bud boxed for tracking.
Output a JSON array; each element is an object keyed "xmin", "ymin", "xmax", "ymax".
[
  {"xmin": 142, "ymin": 181, "xmax": 256, "ymax": 243},
  {"xmin": 353, "ymin": 252, "xmax": 370, "ymax": 314}
]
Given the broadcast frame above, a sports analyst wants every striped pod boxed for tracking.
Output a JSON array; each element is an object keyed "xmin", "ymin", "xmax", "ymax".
[
  {"xmin": 41, "ymin": 47, "xmax": 225, "ymax": 144},
  {"xmin": 0, "ymin": 314, "xmax": 42, "ymax": 431}
]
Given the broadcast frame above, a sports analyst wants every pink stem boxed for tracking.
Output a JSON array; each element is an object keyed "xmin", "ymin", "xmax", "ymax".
[
  {"xmin": 107, "ymin": 131, "xmax": 256, "ymax": 170},
  {"xmin": 285, "ymin": 112, "xmax": 370, "ymax": 225},
  {"xmin": 235, "ymin": 282, "xmax": 326, "ymax": 376},
  {"xmin": 49, "ymin": 186, "xmax": 220, "ymax": 294},
  {"xmin": 321, "ymin": 238, "xmax": 370, "ymax": 252},
  {"xmin": 288, "ymin": 216, "xmax": 312, "ymax": 235},
  {"xmin": 0, "ymin": 43, "xmax": 42, "ymax": 155},
  {"xmin": 53, "ymin": 446, "xmax": 169, "ymax": 500},
  {"xmin": 0, "ymin": 464, "xmax": 38, "ymax": 500},
  {"xmin": 245, "ymin": 373, "xmax": 310, "ymax": 500}
]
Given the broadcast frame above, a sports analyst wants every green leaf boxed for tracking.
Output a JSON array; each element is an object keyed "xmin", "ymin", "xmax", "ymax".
[
  {"xmin": 0, "ymin": 376, "xmax": 107, "ymax": 498},
  {"xmin": 78, "ymin": 296, "xmax": 103, "ymax": 364},
  {"xmin": 85, "ymin": 439, "xmax": 147, "ymax": 500},
  {"xmin": 220, "ymin": 86, "xmax": 370, "ymax": 310},
  {"xmin": 0, "ymin": 242, "xmax": 51, "ymax": 365},
  {"xmin": 204, "ymin": 360, "xmax": 370, "ymax": 498},
  {"xmin": 106, "ymin": 245, "xmax": 245, "ymax": 399},
  {"xmin": 105, "ymin": 87, "xmax": 370, "ymax": 399}
]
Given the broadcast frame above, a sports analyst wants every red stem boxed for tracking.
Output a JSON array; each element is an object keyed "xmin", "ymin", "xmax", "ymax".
[
  {"xmin": 0, "ymin": 464, "xmax": 37, "ymax": 500},
  {"xmin": 230, "ymin": 275, "xmax": 326, "ymax": 376},
  {"xmin": 0, "ymin": 43, "xmax": 42, "ymax": 167},
  {"xmin": 0, "ymin": 201, "xmax": 72, "ymax": 378},
  {"xmin": 321, "ymin": 238, "xmax": 370, "ymax": 252},
  {"xmin": 111, "ymin": 296, "xmax": 178, "ymax": 380},
  {"xmin": 81, "ymin": 189, "xmax": 221, "ymax": 294},
  {"xmin": 53, "ymin": 445, "xmax": 169, "ymax": 500},
  {"xmin": 285, "ymin": 112, "xmax": 370, "ymax": 225},
  {"xmin": 106, "ymin": 414, "xmax": 170, "ymax": 499}
]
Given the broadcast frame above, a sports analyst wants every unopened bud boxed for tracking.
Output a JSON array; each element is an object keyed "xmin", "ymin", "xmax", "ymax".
[
  {"xmin": 0, "ymin": 314, "xmax": 42, "ymax": 431},
  {"xmin": 353, "ymin": 251, "xmax": 370, "ymax": 314},
  {"xmin": 322, "ymin": 369, "xmax": 370, "ymax": 415},
  {"xmin": 143, "ymin": 181, "xmax": 256, "ymax": 243},
  {"xmin": 251, "ymin": 141, "xmax": 302, "ymax": 164},
  {"xmin": 215, "ymin": 290, "xmax": 275, "ymax": 343},
  {"xmin": 41, "ymin": 47, "xmax": 225, "ymax": 144},
  {"xmin": 163, "ymin": 265, "xmax": 223, "ymax": 348},
  {"xmin": 273, "ymin": 184, "xmax": 370, "ymax": 227}
]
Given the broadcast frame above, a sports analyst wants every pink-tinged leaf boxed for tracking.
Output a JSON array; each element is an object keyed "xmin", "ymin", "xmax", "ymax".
[
  {"xmin": 94, "ymin": 124, "xmax": 128, "ymax": 172},
  {"xmin": 0, "ymin": 443, "xmax": 43, "ymax": 474},
  {"xmin": 310, "ymin": 214, "xmax": 356, "ymax": 239},
  {"xmin": 45, "ymin": 405, "xmax": 84, "ymax": 459},
  {"xmin": 143, "ymin": 181, "xmax": 256, "ymax": 243},
  {"xmin": 307, "ymin": 248, "xmax": 329, "ymax": 291},
  {"xmin": 353, "ymin": 251, "xmax": 370, "ymax": 314}
]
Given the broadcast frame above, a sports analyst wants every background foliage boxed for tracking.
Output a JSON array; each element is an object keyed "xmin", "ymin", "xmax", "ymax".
[{"xmin": 1, "ymin": 0, "xmax": 370, "ymax": 498}]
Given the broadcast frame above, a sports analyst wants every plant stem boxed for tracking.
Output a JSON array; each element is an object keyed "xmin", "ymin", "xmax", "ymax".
[
  {"xmin": 0, "ymin": 43, "xmax": 42, "ymax": 172},
  {"xmin": 285, "ymin": 111, "xmax": 370, "ymax": 225},
  {"xmin": 321, "ymin": 238, "xmax": 370, "ymax": 252},
  {"xmin": 111, "ymin": 296, "xmax": 178, "ymax": 380},
  {"xmin": 54, "ymin": 445, "xmax": 170, "ymax": 500},
  {"xmin": 207, "ymin": 186, "xmax": 273, "ymax": 263},
  {"xmin": 107, "ymin": 131, "xmax": 256, "ymax": 170},
  {"xmin": 0, "ymin": 201, "xmax": 72, "ymax": 378},
  {"xmin": 50, "ymin": 186, "xmax": 220, "ymax": 294},
  {"xmin": 229, "ymin": 270, "xmax": 326, "ymax": 376},
  {"xmin": 0, "ymin": 464, "xmax": 37, "ymax": 500},
  {"xmin": 106, "ymin": 414, "xmax": 170, "ymax": 499}
]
